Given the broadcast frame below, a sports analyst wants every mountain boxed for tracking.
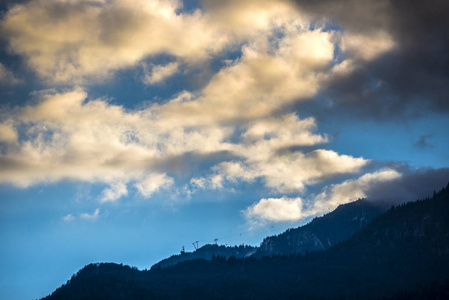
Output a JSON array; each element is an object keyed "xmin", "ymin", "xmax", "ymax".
[
  {"xmin": 151, "ymin": 244, "xmax": 256, "ymax": 269},
  {"xmin": 152, "ymin": 199, "xmax": 386, "ymax": 269},
  {"xmin": 254, "ymin": 199, "xmax": 386, "ymax": 257},
  {"xmin": 41, "ymin": 183, "xmax": 449, "ymax": 300}
]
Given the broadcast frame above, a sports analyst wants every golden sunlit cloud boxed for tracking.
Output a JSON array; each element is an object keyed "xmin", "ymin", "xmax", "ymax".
[
  {"xmin": 0, "ymin": 86, "xmax": 367, "ymax": 203},
  {"xmin": 0, "ymin": 0, "xmax": 399, "ymax": 209}
]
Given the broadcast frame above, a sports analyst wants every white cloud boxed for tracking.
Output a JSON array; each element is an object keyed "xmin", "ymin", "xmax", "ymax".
[
  {"xmin": 135, "ymin": 173, "xmax": 174, "ymax": 198},
  {"xmin": 0, "ymin": 0, "xmax": 424, "ymax": 236},
  {"xmin": 185, "ymin": 28, "xmax": 335, "ymax": 122},
  {"xmin": 340, "ymin": 30, "xmax": 396, "ymax": 61},
  {"xmin": 190, "ymin": 175, "xmax": 224, "ymax": 191},
  {"xmin": 244, "ymin": 169, "xmax": 402, "ymax": 226},
  {"xmin": 0, "ymin": 122, "xmax": 18, "ymax": 143},
  {"xmin": 142, "ymin": 62, "xmax": 179, "ymax": 85},
  {"xmin": 62, "ymin": 214, "xmax": 75, "ymax": 222},
  {"xmin": 213, "ymin": 149, "xmax": 367, "ymax": 194},
  {"xmin": 244, "ymin": 196, "xmax": 304, "ymax": 224},
  {"xmin": 0, "ymin": 67, "xmax": 369, "ymax": 204},
  {"xmin": 243, "ymin": 115, "xmax": 326, "ymax": 145},
  {"xmin": 0, "ymin": 85, "xmax": 354, "ymax": 193},
  {"xmin": 100, "ymin": 181, "xmax": 128, "ymax": 202},
  {"xmin": 0, "ymin": 0, "xmax": 397, "ymax": 94},
  {"xmin": 0, "ymin": 0, "xmax": 228, "ymax": 83},
  {"xmin": 213, "ymin": 162, "xmax": 258, "ymax": 184},
  {"xmin": 263, "ymin": 150, "xmax": 367, "ymax": 193},
  {"xmin": 235, "ymin": 114, "xmax": 329, "ymax": 165},
  {"xmin": 312, "ymin": 168, "xmax": 402, "ymax": 213},
  {"xmin": 0, "ymin": 0, "xmax": 309, "ymax": 84},
  {"xmin": 183, "ymin": 111, "xmax": 365, "ymax": 194},
  {"xmin": 201, "ymin": 0, "xmax": 307, "ymax": 38},
  {"xmin": 0, "ymin": 89, "xmax": 234, "ymax": 188},
  {"xmin": 189, "ymin": 177, "xmax": 208, "ymax": 189},
  {"xmin": 80, "ymin": 208, "xmax": 100, "ymax": 220},
  {"xmin": 0, "ymin": 1, "xmax": 382, "ymax": 204},
  {"xmin": 0, "ymin": 0, "xmax": 346, "ymax": 90}
]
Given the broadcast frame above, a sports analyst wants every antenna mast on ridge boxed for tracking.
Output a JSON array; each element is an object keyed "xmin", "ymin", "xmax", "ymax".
[{"xmin": 192, "ymin": 241, "xmax": 199, "ymax": 250}]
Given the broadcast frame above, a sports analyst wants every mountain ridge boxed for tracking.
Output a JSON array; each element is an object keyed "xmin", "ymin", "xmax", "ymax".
[
  {"xmin": 152, "ymin": 244, "xmax": 257, "ymax": 269},
  {"xmin": 42, "ymin": 182, "xmax": 449, "ymax": 299},
  {"xmin": 254, "ymin": 198, "xmax": 386, "ymax": 257},
  {"xmin": 151, "ymin": 198, "xmax": 386, "ymax": 268}
]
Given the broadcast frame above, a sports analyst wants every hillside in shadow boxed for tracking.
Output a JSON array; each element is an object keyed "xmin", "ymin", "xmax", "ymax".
[{"xmin": 42, "ymin": 183, "xmax": 449, "ymax": 300}]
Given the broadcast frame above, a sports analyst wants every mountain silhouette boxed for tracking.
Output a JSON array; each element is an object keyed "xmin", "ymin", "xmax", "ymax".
[
  {"xmin": 153, "ymin": 198, "xmax": 386, "ymax": 269},
  {"xmin": 254, "ymin": 198, "xmax": 386, "ymax": 257},
  {"xmin": 152, "ymin": 244, "xmax": 256, "ymax": 269},
  {"xmin": 41, "ymin": 183, "xmax": 449, "ymax": 299}
]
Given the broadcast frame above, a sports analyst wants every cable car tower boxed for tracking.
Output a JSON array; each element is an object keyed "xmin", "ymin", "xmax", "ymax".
[{"xmin": 192, "ymin": 241, "xmax": 199, "ymax": 250}]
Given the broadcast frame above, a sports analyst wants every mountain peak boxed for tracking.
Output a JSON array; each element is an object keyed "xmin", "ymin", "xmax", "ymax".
[{"xmin": 254, "ymin": 198, "xmax": 386, "ymax": 257}]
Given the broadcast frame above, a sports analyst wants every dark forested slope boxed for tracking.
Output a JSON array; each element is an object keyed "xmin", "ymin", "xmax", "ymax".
[
  {"xmin": 152, "ymin": 244, "xmax": 256, "ymax": 269},
  {"xmin": 152, "ymin": 199, "xmax": 385, "ymax": 269},
  {"xmin": 255, "ymin": 199, "xmax": 386, "ymax": 257},
  {"xmin": 42, "ymin": 183, "xmax": 449, "ymax": 300}
]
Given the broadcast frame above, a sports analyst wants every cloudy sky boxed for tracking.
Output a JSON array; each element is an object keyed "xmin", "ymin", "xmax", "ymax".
[{"xmin": 0, "ymin": 0, "xmax": 448, "ymax": 298}]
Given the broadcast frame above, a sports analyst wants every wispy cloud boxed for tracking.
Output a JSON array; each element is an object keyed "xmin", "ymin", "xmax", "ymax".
[
  {"xmin": 135, "ymin": 173, "xmax": 174, "ymax": 198},
  {"xmin": 62, "ymin": 214, "xmax": 75, "ymax": 222},
  {"xmin": 142, "ymin": 62, "xmax": 179, "ymax": 85},
  {"xmin": 80, "ymin": 208, "xmax": 100, "ymax": 220},
  {"xmin": 199, "ymin": 149, "xmax": 367, "ymax": 194},
  {"xmin": 100, "ymin": 181, "xmax": 128, "ymax": 203},
  {"xmin": 414, "ymin": 134, "xmax": 434, "ymax": 149},
  {"xmin": 0, "ymin": 63, "xmax": 21, "ymax": 85}
]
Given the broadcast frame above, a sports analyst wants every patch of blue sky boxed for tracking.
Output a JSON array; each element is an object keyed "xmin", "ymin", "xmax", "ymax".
[
  {"xmin": 319, "ymin": 112, "xmax": 449, "ymax": 169},
  {"xmin": 0, "ymin": 178, "xmax": 283, "ymax": 299}
]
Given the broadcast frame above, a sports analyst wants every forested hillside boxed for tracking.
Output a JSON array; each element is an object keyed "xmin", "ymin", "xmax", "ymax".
[
  {"xmin": 254, "ymin": 199, "xmax": 385, "ymax": 257},
  {"xmin": 152, "ymin": 244, "xmax": 256, "ymax": 269},
  {"xmin": 42, "ymin": 183, "xmax": 449, "ymax": 300},
  {"xmin": 153, "ymin": 198, "xmax": 386, "ymax": 269}
]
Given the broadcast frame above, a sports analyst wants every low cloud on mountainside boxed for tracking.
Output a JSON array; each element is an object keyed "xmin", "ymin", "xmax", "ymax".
[
  {"xmin": 245, "ymin": 167, "xmax": 449, "ymax": 226},
  {"xmin": 363, "ymin": 167, "xmax": 449, "ymax": 204}
]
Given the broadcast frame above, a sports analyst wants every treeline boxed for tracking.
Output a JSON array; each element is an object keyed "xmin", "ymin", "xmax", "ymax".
[
  {"xmin": 256, "ymin": 199, "xmax": 385, "ymax": 257},
  {"xmin": 42, "ymin": 183, "xmax": 449, "ymax": 300}
]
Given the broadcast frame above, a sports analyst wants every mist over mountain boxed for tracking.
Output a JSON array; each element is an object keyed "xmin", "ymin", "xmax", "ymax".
[{"xmin": 41, "ymin": 183, "xmax": 449, "ymax": 300}]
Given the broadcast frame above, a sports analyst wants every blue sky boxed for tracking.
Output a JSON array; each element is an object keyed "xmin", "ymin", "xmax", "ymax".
[{"xmin": 0, "ymin": 0, "xmax": 448, "ymax": 299}]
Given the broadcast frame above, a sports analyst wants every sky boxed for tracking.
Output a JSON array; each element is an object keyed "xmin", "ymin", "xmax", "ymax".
[{"xmin": 0, "ymin": 0, "xmax": 448, "ymax": 299}]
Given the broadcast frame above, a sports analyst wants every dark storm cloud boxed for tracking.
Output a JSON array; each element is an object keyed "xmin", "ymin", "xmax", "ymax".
[
  {"xmin": 293, "ymin": 0, "xmax": 449, "ymax": 118},
  {"xmin": 365, "ymin": 167, "xmax": 449, "ymax": 205},
  {"xmin": 0, "ymin": 0, "xmax": 27, "ymax": 13}
]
